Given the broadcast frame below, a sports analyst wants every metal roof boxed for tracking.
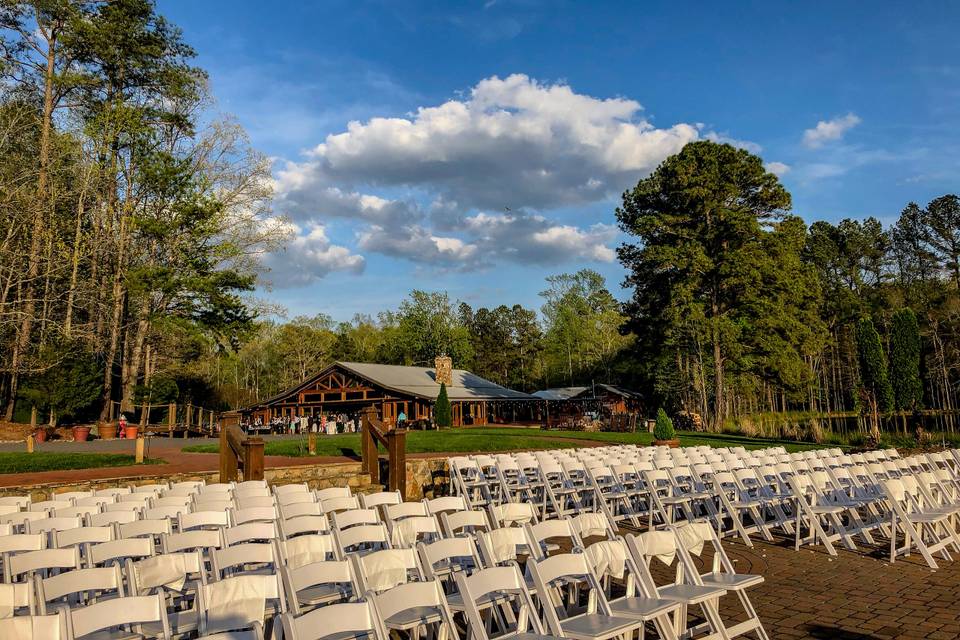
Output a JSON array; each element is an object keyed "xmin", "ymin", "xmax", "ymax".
[
  {"xmin": 532, "ymin": 384, "xmax": 642, "ymax": 401},
  {"xmin": 531, "ymin": 387, "xmax": 589, "ymax": 400},
  {"xmin": 246, "ymin": 361, "xmax": 533, "ymax": 410},
  {"xmin": 337, "ymin": 361, "xmax": 532, "ymax": 401}
]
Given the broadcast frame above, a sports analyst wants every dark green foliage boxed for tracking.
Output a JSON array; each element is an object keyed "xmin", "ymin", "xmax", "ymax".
[
  {"xmin": 889, "ymin": 308, "xmax": 923, "ymax": 411},
  {"xmin": 19, "ymin": 343, "xmax": 102, "ymax": 424},
  {"xmin": 653, "ymin": 408, "xmax": 676, "ymax": 440},
  {"xmin": 434, "ymin": 382, "xmax": 452, "ymax": 428},
  {"xmin": 133, "ymin": 375, "xmax": 178, "ymax": 406},
  {"xmin": 855, "ymin": 317, "xmax": 894, "ymax": 413}
]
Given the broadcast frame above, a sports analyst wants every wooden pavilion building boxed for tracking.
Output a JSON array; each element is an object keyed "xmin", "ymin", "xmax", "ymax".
[
  {"xmin": 240, "ymin": 359, "xmax": 533, "ymax": 427},
  {"xmin": 533, "ymin": 383, "xmax": 643, "ymax": 419}
]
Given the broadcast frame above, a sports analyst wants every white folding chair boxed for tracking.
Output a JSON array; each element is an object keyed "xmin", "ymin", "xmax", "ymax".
[{"xmin": 279, "ymin": 599, "xmax": 385, "ymax": 640}]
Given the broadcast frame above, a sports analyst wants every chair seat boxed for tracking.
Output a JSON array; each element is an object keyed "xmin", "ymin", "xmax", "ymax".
[
  {"xmin": 445, "ymin": 590, "xmax": 509, "ymax": 611},
  {"xmin": 909, "ymin": 511, "xmax": 953, "ymax": 523},
  {"xmin": 299, "ymin": 583, "xmax": 352, "ymax": 606},
  {"xmin": 385, "ymin": 605, "xmax": 443, "ymax": 630},
  {"xmin": 559, "ymin": 613, "xmax": 640, "ymax": 640},
  {"xmin": 142, "ymin": 608, "xmax": 198, "ymax": 636},
  {"xmin": 699, "ymin": 572, "xmax": 764, "ymax": 591},
  {"xmin": 657, "ymin": 583, "xmax": 727, "ymax": 605},
  {"xmin": 609, "ymin": 595, "xmax": 679, "ymax": 620},
  {"xmin": 809, "ymin": 504, "xmax": 845, "ymax": 514}
]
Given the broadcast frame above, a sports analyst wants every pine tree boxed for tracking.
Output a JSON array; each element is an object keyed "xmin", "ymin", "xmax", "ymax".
[
  {"xmin": 889, "ymin": 308, "xmax": 924, "ymax": 413},
  {"xmin": 434, "ymin": 382, "xmax": 452, "ymax": 428}
]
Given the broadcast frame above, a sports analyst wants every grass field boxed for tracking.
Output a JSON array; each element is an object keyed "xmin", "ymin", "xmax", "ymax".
[
  {"xmin": 182, "ymin": 427, "xmax": 831, "ymax": 457},
  {"xmin": 0, "ymin": 452, "xmax": 162, "ymax": 474}
]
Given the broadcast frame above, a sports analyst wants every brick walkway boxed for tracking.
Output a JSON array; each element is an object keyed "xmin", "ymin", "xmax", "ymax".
[{"xmin": 691, "ymin": 534, "xmax": 960, "ymax": 639}]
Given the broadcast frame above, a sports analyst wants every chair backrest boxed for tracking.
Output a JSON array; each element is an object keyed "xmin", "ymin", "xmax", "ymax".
[
  {"xmin": 528, "ymin": 552, "xmax": 614, "ymax": 634},
  {"xmin": 321, "ymin": 496, "xmax": 360, "ymax": 514},
  {"xmin": 179, "ymin": 510, "xmax": 229, "ymax": 531},
  {"xmin": 37, "ymin": 565, "xmax": 124, "ymax": 614},
  {"xmin": 162, "ymin": 528, "xmax": 222, "ymax": 554},
  {"xmin": 280, "ymin": 600, "xmax": 383, "ymax": 640},
  {"xmin": 476, "ymin": 527, "xmax": 531, "ymax": 566},
  {"xmin": 440, "ymin": 509, "xmax": 490, "ymax": 537},
  {"xmin": 127, "ymin": 550, "xmax": 205, "ymax": 595},
  {"xmin": 489, "ymin": 502, "xmax": 537, "ymax": 528},
  {"xmin": 281, "ymin": 502, "xmax": 324, "ymax": 520},
  {"xmin": 52, "ymin": 526, "xmax": 113, "ymax": 550},
  {"xmin": 198, "ymin": 573, "xmax": 281, "ymax": 636},
  {"xmin": 280, "ymin": 559, "xmax": 357, "ymax": 616},
  {"xmin": 384, "ymin": 502, "xmax": 428, "ymax": 522},
  {"xmin": 87, "ymin": 510, "xmax": 138, "ymax": 528},
  {"xmin": 275, "ymin": 533, "xmax": 338, "ymax": 568},
  {"xmin": 67, "ymin": 593, "xmax": 170, "ymax": 640},
  {"xmin": 315, "ymin": 487, "xmax": 352, "ymax": 503},
  {"xmin": 0, "ymin": 612, "xmax": 67, "ymax": 639},
  {"xmin": 0, "ymin": 581, "xmax": 33, "ymax": 618},
  {"xmin": 359, "ymin": 491, "xmax": 403, "ymax": 510},
  {"xmin": 367, "ymin": 580, "xmax": 453, "ymax": 638},
  {"xmin": 332, "ymin": 508, "xmax": 380, "ymax": 531},
  {"xmin": 417, "ymin": 536, "xmax": 482, "ymax": 582},
  {"xmin": 525, "ymin": 518, "xmax": 578, "ymax": 559},
  {"xmin": 230, "ymin": 506, "xmax": 278, "ymax": 526},
  {"xmin": 352, "ymin": 547, "xmax": 423, "ymax": 594},
  {"xmin": 453, "ymin": 564, "xmax": 546, "ymax": 640},
  {"xmin": 117, "ymin": 518, "xmax": 172, "ymax": 540},
  {"xmin": 88, "ymin": 537, "xmax": 154, "ymax": 567},
  {"xmin": 387, "ymin": 515, "xmax": 441, "ymax": 548},
  {"xmin": 7, "ymin": 547, "xmax": 79, "ymax": 583},
  {"xmin": 0, "ymin": 533, "xmax": 45, "ymax": 555},
  {"xmin": 273, "ymin": 483, "xmax": 310, "ymax": 497},
  {"xmin": 222, "ymin": 521, "xmax": 278, "ymax": 546},
  {"xmin": 212, "ymin": 542, "xmax": 276, "ymax": 578},
  {"xmin": 281, "ymin": 514, "xmax": 330, "ymax": 539},
  {"xmin": 26, "ymin": 517, "xmax": 81, "ymax": 535},
  {"xmin": 235, "ymin": 496, "xmax": 278, "ymax": 511},
  {"xmin": 334, "ymin": 523, "xmax": 390, "ymax": 556},
  {"xmin": 423, "ymin": 496, "xmax": 467, "ymax": 516}
]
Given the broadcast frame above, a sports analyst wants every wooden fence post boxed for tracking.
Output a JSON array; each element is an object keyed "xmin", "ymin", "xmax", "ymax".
[
  {"xmin": 242, "ymin": 437, "xmax": 265, "ymax": 481},
  {"xmin": 386, "ymin": 428, "xmax": 407, "ymax": 497},
  {"xmin": 361, "ymin": 407, "xmax": 380, "ymax": 486},
  {"xmin": 26, "ymin": 434, "xmax": 34, "ymax": 453},
  {"xmin": 30, "ymin": 406, "xmax": 37, "ymax": 430},
  {"xmin": 168, "ymin": 404, "xmax": 176, "ymax": 436},
  {"xmin": 308, "ymin": 432, "xmax": 316, "ymax": 455},
  {"xmin": 135, "ymin": 436, "xmax": 145, "ymax": 464},
  {"xmin": 219, "ymin": 422, "xmax": 236, "ymax": 482}
]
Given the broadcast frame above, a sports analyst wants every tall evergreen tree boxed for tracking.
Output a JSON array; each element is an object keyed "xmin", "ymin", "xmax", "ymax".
[
  {"xmin": 922, "ymin": 194, "xmax": 960, "ymax": 289},
  {"xmin": 889, "ymin": 308, "xmax": 923, "ymax": 413},
  {"xmin": 617, "ymin": 141, "xmax": 792, "ymax": 428},
  {"xmin": 434, "ymin": 382, "xmax": 451, "ymax": 428},
  {"xmin": 856, "ymin": 316, "xmax": 894, "ymax": 435}
]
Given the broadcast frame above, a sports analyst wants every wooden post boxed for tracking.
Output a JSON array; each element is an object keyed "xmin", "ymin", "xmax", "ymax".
[
  {"xmin": 209, "ymin": 411, "xmax": 215, "ymax": 435},
  {"xmin": 135, "ymin": 436, "xmax": 145, "ymax": 464},
  {"xmin": 386, "ymin": 428, "xmax": 407, "ymax": 497},
  {"xmin": 30, "ymin": 405, "xmax": 37, "ymax": 430},
  {"xmin": 242, "ymin": 437, "xmax": 265, "ymax": 481},
  {"xmin": 219, "ymin": 421, "xmax": 236, "ymax": 482},
  {"xmin": 26, "ymin": 435, "xmax": 34, "ymax": 453},
  {"xmin": 185, "ymin": 404, "xmax": 192, "ymax": 428},
  {"xmin": 140, "ymin": 403, "xmax": 147, "ymax": 427},
  {"xmin": 361, "ymin": 406, "xmax": 380, "ymax": 486},
  {"xmin": 168, "ymin": 403, "xmax": 176, "ymax": 435},
  {"xmin": 308, "ymin": 432, "xmax": 316, "ymax": 455}
]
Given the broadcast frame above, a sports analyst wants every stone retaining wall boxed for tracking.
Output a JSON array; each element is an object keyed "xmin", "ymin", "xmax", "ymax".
[{"xmin": 1, "ymin": 458, "xmax": 452, "ymax": 502}]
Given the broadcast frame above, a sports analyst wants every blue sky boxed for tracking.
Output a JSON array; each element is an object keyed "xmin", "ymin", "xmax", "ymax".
[{"xmin": 159, "ymin": 0, "xmax": 960, "ymax": 320}]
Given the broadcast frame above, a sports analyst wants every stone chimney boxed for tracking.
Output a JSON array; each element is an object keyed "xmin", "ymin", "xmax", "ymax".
[{"xmin": 434, "ymin": 355, "xmax": 453, "ymax": 386}]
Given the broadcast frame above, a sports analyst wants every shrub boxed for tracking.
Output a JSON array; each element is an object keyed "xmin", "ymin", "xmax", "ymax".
[
  {"xmin": 434, "ymin": 382, "xmax": 452, "ymax": 428},
  {"xmin": 653, "ymin": 408, "xmax": 676, "ymax": 441}
]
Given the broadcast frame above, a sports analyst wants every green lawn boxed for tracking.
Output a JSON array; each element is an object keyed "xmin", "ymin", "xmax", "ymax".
[
  {"xmin": 182, "ymin": 427, "xmax": 830, "ymax": 457},
  {"xmin": 0, "ymin": 452, "xmax": 163, "ymax": 475}
]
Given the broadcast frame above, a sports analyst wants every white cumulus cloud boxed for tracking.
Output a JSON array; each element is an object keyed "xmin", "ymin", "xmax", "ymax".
[
  {"xmin": 766, "ymin": 161, "xmax": 791, "ymax": 176},
  {"xmin": 802, "ymin": 113, "xmax": 861, "ymax": 149},
  {"xmin": 268, "ymin": 74, "xmax": 707, "ymax": 271},
  {"xmin": 258, "ymin": 220, "xmax": 365, "ymax": 287}
]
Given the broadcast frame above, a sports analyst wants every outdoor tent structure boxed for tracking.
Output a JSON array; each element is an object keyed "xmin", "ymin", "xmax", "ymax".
[{"xmin": 240, "ymin": 360, "xmax": 533, "ymax": 427}]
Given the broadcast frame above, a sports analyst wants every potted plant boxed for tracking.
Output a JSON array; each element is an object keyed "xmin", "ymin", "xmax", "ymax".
[
  {"xmin": 652, "ymin": 408, "xmax": 680, "ymax": 448},
  {"xmin": 98, "ymin": 421, "xmax": 117, "ymax": 440},
  {"xmin": 34, "ymin": 427, "xmax": 49, "ymax": 443},
  {"xmin": 72, "ymin": 425, "xmax": 91, "ymax": 442},
  {"xmin": 124, "ymin": 424, "xmax": 139, "ymax": 439}
]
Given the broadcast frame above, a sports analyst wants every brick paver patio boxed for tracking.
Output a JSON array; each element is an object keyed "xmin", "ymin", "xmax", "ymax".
[{"xmin": 698, "ymin": 534, "xmax": 960, "ymax": 639}]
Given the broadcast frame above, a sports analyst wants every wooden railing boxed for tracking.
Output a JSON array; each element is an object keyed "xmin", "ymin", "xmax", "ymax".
[
  {"xmin": 219, "ymin": 424, "xmax": 265, "ymax": 482},
  {"xmin": 361, "ymin": 406, "xmax": 406, "ymax": 496}
]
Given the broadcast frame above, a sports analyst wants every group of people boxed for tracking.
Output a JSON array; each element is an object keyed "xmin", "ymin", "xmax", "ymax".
[{"xmin": 244, "ymin": 413, "xmax": 360, "ymax": 435}]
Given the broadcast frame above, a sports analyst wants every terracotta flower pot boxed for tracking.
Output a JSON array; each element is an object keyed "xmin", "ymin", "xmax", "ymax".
[
  {"xmin": 34, "ymin": 429, "xmax": 48, "ymax": 443},
  {"xmin": 124, "ymin": 425, "xmax": 139, "ymax": 439},
  {"xmin": 72, "ymin": 426, "xmax": 91, "ymax": 442},
  {"xmin": 653, "ymin": 438, "xmax": 681, "ymax": 448},
  {"xmin": 98, "ymin": 422, "xmax": 117, "ymax": 440}
]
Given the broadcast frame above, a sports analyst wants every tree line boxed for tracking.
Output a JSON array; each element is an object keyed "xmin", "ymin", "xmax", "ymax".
[
  {"xmin": 617, "ymin": 140, "xmax": 960, "ymax": 435},
  {"xmin": 0, "ymin": 0, "xmax": 279, "ymax": 425}
]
